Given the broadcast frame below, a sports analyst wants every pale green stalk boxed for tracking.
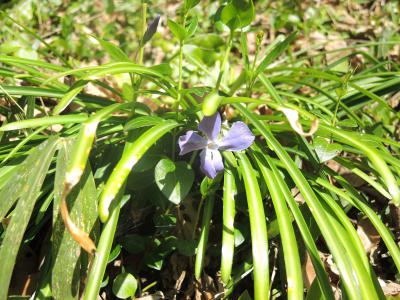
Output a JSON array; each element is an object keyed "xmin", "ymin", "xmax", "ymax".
[
  {"xmin": 98, "ymin": 120, "xmax": 179, "ymax": 222},
  {"xmin": 233, "ymin": 104, "xmax": 361, "ymax": 299},
  {"xmin": 236, "ymin": 152, "xmax": 269, "ymax": 300},
  {"xmin": 255, "ymin": 154, "xmax": 303, "ymax": 300},
  {"xmin": 195, "ymin": 194, "xmax": 215, "ymax": 279},
  {"xmin": 220, "ymin": 167, "xmax": 236, "ymax": 285}
]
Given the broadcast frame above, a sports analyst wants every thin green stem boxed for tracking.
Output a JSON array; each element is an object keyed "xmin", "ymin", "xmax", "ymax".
[{"xmin": 138, "ymin": 2, "xmax": 147, "ymax": 66}]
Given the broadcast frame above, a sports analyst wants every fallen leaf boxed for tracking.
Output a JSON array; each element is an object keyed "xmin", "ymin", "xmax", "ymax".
[
  {"xmin": 60, "ymin": 196, "xmax": 96, "ymax": 255},
  {"xmin": 279, "ymin": 108, "xmax": 319, "ymax": 137},
  {"xmin": 357, "ymin": 217, "xmax": 380, "ymax": 256}
]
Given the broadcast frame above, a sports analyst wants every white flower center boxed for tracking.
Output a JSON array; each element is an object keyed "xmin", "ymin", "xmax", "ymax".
[{"xmin": 207, "ymin": 141, "xmax": 219, "ymax": 150}]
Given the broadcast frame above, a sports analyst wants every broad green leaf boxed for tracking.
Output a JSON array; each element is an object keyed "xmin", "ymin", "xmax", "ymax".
[
  {"xmin": 120, "ymin": 234, "xmax": 149, "ymax": 254},
  {"xmin": 144, "ymin": 237, "xmax": 176, "ymax": 270},
  {"xmin": 184, "ymin": 0, "xmax": 200, "ymax": 11},
  {"xmin": 256, "ymin": 154, "xmax": 303, "ymax": 300},
  {"xmin": 183, "ymin": 44, "xmax": 218, "ymax": 67},
  {"xmin": 149, "ymin": 63, "xmax": 173, "ymax": 76},
  {"xmin": 306, "ymin": 278, "xmax": 323, "ymax": 300},
  {"xmin": 112, "ymin": 273, "xmax": 137, "ymax": 299},
  {"xmin": 313, "ymin": 137, "xmax": 342, "ymax": 163},
  {"xmin": 52, "ymin": 139, "xmax": 98, "ymax": 300},
  {"xmin": 186, "ymin": 16, "xmax": 198, "ymax": 38},
  {"xmin": 95, "ymin": 36, "xmax": 130, "ymax": 62},
  {"xmin": 176, "ymin": 239, "xmax": 196, "ymax": 256},
  {"xmin": 154, "ymin": 158, "xmax": 194, "ymax": 205},
  {"xmin": 167, "ymin": 19, "xmax": 187, "ymax": 41},
  {"xmin": 220, "ymin": 0, "xmax": 254, "ymax": 30},
  {"xmin": 0, "ymin": 137, "xmax": 58, "ymax": 299},
  {"xmin": 187, "ymin": 34, "xmax": 225, "ymax": 49},
  {"xmin": 0, "ymin": 164, "xmax": 20, "ymax": 191},
  {"xmin": 108, "ymin": 244, "xmax": 122, "ymax": 263}
]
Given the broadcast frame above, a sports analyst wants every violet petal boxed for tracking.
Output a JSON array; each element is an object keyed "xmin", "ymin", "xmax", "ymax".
[
  {"xmin": 200, "ymin": 148, "xmax": 224, "ymax": 179},
  {"xmin": 178, "ymin": 131, "xmax": 207, "ymax": 155},
  {"xmin": 218, "ymin": 121, "xmax": 255, "ymax": 151},
  {"xmin": 198, "ymin": 113, "xmax": 221, "ymax": 141}
]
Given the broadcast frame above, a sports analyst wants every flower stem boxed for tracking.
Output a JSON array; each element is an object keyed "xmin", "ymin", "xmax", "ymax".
[{"xmin": 138, "ymin": 2, "xmax": 147, "ymax": 66}]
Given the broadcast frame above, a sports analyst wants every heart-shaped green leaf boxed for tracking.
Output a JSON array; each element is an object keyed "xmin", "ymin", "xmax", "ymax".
[
  {"xmin": 155, "ymin": 158, "xmax": 194, "ymax": 204},
  {"xmin": 314, "ymin": 137, "xmax": 342, "ymax": 163},
  {"xmin": 112, "ymin": 273, "xmax": 137, "ymax": 299},
  {"xmin": 220, "ymin": 0, "xmax": 254, "ymax": 30}
]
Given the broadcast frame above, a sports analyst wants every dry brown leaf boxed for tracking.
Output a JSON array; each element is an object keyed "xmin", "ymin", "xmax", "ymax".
[
  {"xmin": 136, "ymin": 291, "xmax": 165, "ymax": 300},
  {"xmin": 379, "ymin": 279, "xmax": 400, "ymax": 297},
  {"xmin": 279, "ymin": 107, "xmax": 319, "ymax": 137},
  {"xmin": 302, "ymin": 251, "xmax": 316, "ymax": 289},
  {"xmin": 357, "ymin": 217, "xmax": 380, "ymax": 255},
  {"xmin": 60, "ymin": 196, "xmax": 96, "ymax": 255}
]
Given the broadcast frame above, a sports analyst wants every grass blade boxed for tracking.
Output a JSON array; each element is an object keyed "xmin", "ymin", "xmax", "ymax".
[
  {"xmin": 52, "ymin": 139, "xmax": 98, "ymax": 299},
  {"xmin": 254, "ymin": 153, "xmax": 303, "ymax": 300},
  {"xmin": 195, "ymin": 193, "xmax": 215, "ymax": 280},
  {"xmin": 220, "ymin": 167, "xmax": 237, "ymax": 285},
  {"xmin": 236, "ymin": 152, "xmax": 269, "ymax": 300},
  {"xmin": 0, "ymin": 137, "xmax": 58, "ymax": 299}
]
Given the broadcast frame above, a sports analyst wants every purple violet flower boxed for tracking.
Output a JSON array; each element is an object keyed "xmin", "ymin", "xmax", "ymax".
[{"xmin": 178, "ymin": 113, "xmax": 255, "ymax": 178}]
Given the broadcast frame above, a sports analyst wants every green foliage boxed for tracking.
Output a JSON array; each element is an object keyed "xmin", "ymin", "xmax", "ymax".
[
  {"xmin": 154, "ymin": 158, "xmax": 194, "ymax": 205},
  {"xmin": 112, "ymin": 272, "xmax": 138, "ymax": 299},
  {"xmin": 1, "ymin": 0, "xmax": 400, "ymax": 299}
]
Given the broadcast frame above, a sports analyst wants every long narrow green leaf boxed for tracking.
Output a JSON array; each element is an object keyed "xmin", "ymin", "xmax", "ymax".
[
  {"xmin": 0, "ymin": 114, "xmax": 88, "ymax": 131},
  {"xmin": 0, "ymin": 86, "xmax": 111, "ymax": 107},
  {"xmin": 84, "ymin": 121, "xmax": 178, "ymax": 299},
  {"xmin": 220, "ymin": 167, "xmax": 236, "ymax": 285},
  {"xmin": 236, "ymin": 152, "xmax": 269, "ymax": 300},
  {"xmin": 316, "ymin": 174, "xmax": 400, "ymax": 273},
  {"xmin": 254, "ymin": 32, "xmax": 296, "ymax": 78},
  {"xmin": 0, "ymin": 140, "xmax": 56, "ymax": 220},
  {"xmin": 262, "ymin": 153, "xmax": 334, "ymax": 300},
  {"xmin": 195, "ymin": 193, "xmax": 215, "ymax": 279},
  {"xmin": 319, "ymin": 124, "xmax": 400, "ymax": 205},
  {"xmin": 52, "ymin": 139, "xmax": 98, "ymax": 299},
  {"xmin": 54, "ymin": 80, "xmax": 89, "ymax": 115},
  {"xmin": 0, "ymin": 137, "xmax": 58, "ymax": 299},
  {"xmin": 233, "ymin": 103, "xmax": 361, "ymax": 299},
  {"xmin": 98, "ymin": 120, "xmax": 179, "ymax": 222},
  {"xmin": 254, "ymin": 153, "xmax": 303, "ymax": 300},
  {"xmin": 316, "ymin": 190, "xmax": 383, "ymax": 299}
]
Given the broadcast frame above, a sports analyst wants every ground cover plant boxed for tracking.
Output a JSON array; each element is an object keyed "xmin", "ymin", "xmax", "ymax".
[{"xmin": 0, "ymin": 0, "xmax": 400, "ymax": 299}]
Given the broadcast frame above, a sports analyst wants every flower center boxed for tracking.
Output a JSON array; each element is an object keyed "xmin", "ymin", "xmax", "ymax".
[{"xmin": 207, "ymin": 141, "xmax": 219, "ymax": 150}]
